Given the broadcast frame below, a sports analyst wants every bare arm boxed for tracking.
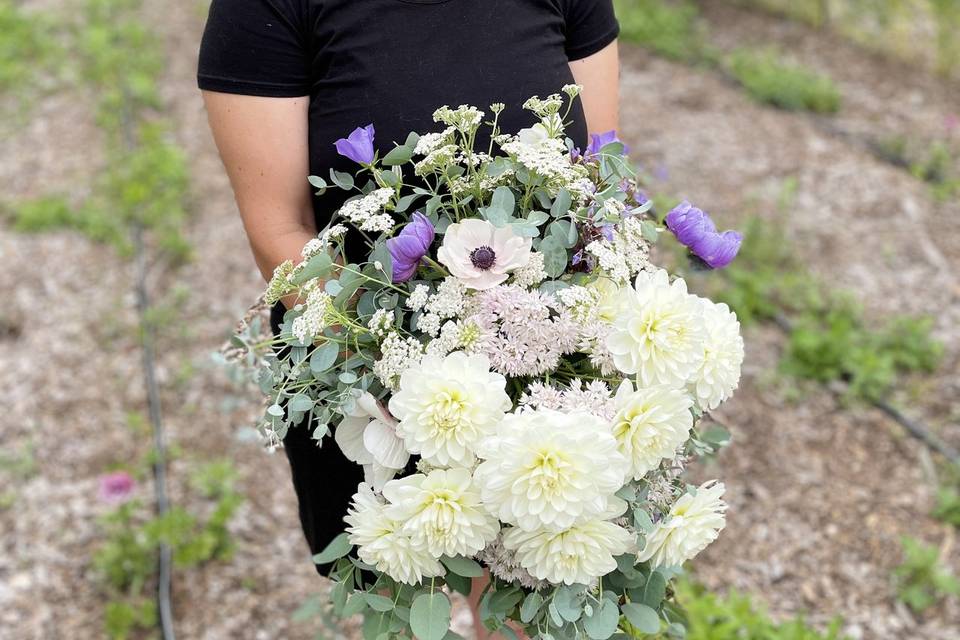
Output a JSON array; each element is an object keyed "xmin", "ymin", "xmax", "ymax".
[
  {"xmin": 569, "ymin": 40, "xmax": 620, "ymax": 134},
  {"xmin": 201, "ymin": 91, "xmax": 315, "ymax": 289}
]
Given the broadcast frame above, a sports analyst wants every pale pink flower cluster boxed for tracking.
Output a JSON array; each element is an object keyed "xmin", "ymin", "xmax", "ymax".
[
  {"xmin": 519, "ymin": 379, "xmax": 616, "ymax": 420},
  {"xmin": 463, "ymin": 285, "xmax": 578, "ymax": 377}
]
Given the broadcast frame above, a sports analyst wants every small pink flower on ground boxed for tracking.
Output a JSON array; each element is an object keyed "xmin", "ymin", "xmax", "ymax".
[{"xmin": 98, "ymin": 471, "xmax": 135, "ymax": 504}]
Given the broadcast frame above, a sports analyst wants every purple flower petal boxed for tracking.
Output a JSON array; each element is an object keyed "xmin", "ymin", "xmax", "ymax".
[
  {"xmin": 586, "ymin": 130, "xmax": 629, "ymax": 157},
  {"xmin": 386, "ymin": 212, "xmax": 435, "ymax": 282},
  {"xmin": 666, "ymin": 201, "xmax": 741, "ymax": 269},
  {"xmin": 334, "ymin": 124, "xmax": 376, "ymax": 165}
]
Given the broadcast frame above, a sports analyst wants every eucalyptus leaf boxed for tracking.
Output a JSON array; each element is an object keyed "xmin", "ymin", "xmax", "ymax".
[
  {"xmin": 539, "ymin": 237, "xmax": 568, "ymax": 278},
  {"xmin": 382, "ymin": 145, "xmax": 413, "ymax": 166},
  {"xmin": 490, "ymin": 186, "xmax": 515, "ymax": 216},
  {"xmin": 310, "ymin": 342, "xmax": 340, "ymax": 374},
  {"xmin": 641, "ymin": 570, "xmax": 667, "ymax": 608},
  {"xmin": 519, "ymin": 592, "xmax": 543, "ymax": 624},
  {"xmin": 312, "ymin": 532, "xmax": 352, "ymax": 565},
  {"xmin": 409, "ymin": 593, "xmax": 451, "ymax": 640},
  {"xmin": 582, "ymin": 598, "xmax": 619, "ymax": 639},
  {"xmin": 307, "ymin": 174, "xmax": 327, "ymax": 194},
  {"xmin": 621, "ymin": 603, "xmax": 660, "ymax": 634},
  {"xmin": 330, "ymin": 169, "xmax": 355, "ymax": 190},
  {"xmin": 342, "ymin": 593, "xmax": 368, "ymax": 617},
  {"xmin": 363, "ymin": 593, "xmax": 396, "ymax": 612},
  {"xmin": 288, "ymin": 393, "xmax": 314, "ymax": 413},
  {"xmin": 440, "ymin": 555, "xmax": 484, "ymax": 578},
  {"xmin": 550, "ymin": 189, "xmax": 572, "ymax": 217},
  {"xmin": 552, "ymin": 586, "xmax": 581, "ymax": 622}
]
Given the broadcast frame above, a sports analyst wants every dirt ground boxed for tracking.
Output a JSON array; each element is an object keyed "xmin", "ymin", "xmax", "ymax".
[{"xmin": 0, "ymin": 1, "xmax": 957, "ymax": 639}]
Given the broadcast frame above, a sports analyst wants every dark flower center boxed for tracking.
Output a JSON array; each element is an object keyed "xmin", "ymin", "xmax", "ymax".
[{"xmin": 469, "ymin": 245, "xmax": 496, "ymax": 270}]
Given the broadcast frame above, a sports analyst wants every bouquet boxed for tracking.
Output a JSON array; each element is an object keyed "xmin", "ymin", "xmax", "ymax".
[{"xmin": 231, "ymin": 85, "xmax": 745, "ymax": 639}]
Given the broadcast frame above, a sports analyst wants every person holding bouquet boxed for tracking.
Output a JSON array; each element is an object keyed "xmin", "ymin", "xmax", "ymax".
[{"xmin": 198, "ymin": 1, "xmax": 621, "ymax": 637}]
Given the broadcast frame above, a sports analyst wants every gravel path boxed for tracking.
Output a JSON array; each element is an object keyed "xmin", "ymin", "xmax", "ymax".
[{"xmin": 0, "ymin": 2, "xmax": 957, "ymax": 639}]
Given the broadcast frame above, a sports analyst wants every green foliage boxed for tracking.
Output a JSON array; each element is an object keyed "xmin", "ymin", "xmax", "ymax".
[
  {"xmin": 645, "ymin": 580, "xmax": 847, "ymax": 640},
  {"xmin": 77, "ymin": 0, "xmax": 163, "ymax": 134},
  {"xmin": 614, "ymin": 0, "xmax": 708, "ymax": 62},
  {"xmin": 892, "ymin": 536, "xmax": 960, "ymax": 613},
  {"xmin": 932, "ymin": 485, "xmax": 960, "ymax": 528},
  {"xmin": 0, "ymin": 0, "xmax": 62, "ymax": 105},
  {"xmin": 93, "ymin": 461, "xmax": 243, "ymax": 637},
  {"xmin": 781, "ymin": 301, "xmax": 942, "ymax": 401},
  {"xmin": 104, "ymin": 598, "xmax": 157, "ymax": 640},
  {"xmin": 727, "ymin": 49, "xmax": 842, "ymax": 113}
]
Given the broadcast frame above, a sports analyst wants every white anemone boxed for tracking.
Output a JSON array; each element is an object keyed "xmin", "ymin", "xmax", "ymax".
[
  {"xmin": 611, "ymin": 381, "xmax": 694, "ymax": 480},
  {"xmin": 344, "ymin": 483, "xmax": 444, "ymax": 585},
  {"xmin": 388, "ymin": 351, "xmax": 510, "ymax": 467},
  {"xmin": 474, "ymin": 408, "xmax": 628, "ymax": 532},
  {"xmin": 383, "ymin": 468, "xmax": 500, "ymax": 558},
  {"xmin": 334, "ymin": 392, "xmax": 410, "ymax": 490},
  {"xmin": 605, "ymin": 269, "xmax": 706, "ymax": 387},
  {"xmin": 437, "ymin": 219, "xmax": 532, "ymax": 290},
  {"xmin": 691, "ymin": 298, "xmax": 744, "ymax": 411},
  {"xmin": 638, "ymin": 480, "xmax": 727, "ymax": 568},
  {"xmin": 502, "ymin": 501, "xmax": 634, "ymax": 585}
]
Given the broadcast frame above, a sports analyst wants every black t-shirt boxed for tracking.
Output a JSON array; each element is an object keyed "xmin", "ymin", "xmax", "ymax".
[
  {"xmin": 198, "ymin": 0, "xmax": 619, "ymax": 239},
  {"xmin": 196, "ymin": 0, "xmax": 619, "ymax": 568}
]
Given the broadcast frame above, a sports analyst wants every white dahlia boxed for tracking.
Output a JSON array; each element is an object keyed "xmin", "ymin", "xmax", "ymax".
[
  {"xmin": 605, "ymin": 269, "xmax": 706, "ymax": 387},
  {"xmin": 611, "ymin": 381, "xmax": 694, "ymax": 480},
  {"xmin": 344, "ymin": 483, "xmax": 444, "ymax": 585},
  {"xmin": 334, "ymin": 392, "xmax": 409, "ymax": 490},
  {"xmin": 383, "ymin": 468, "xmax": 500, "ymax": 558},
  {"xmin": 637, "ymin": 480, "xmax": 727, "ymax": 568},
  {"xmin": 474, "ymin": 409, "xmax": 628, "ymax": 532},
  {"xmin": 502, "ymin": 502, "xmax": 634, "ymax": 585},
  {"xmin": 389, "ymin": 351, "xmax": 511, "ymax": 467},
  {"xmin": 437, "ymin": 218, "xmax": 532, "ymax": 290},
  {"xmin": 691, "ymin": 298, "xmax": 744, "ymax": 411}
]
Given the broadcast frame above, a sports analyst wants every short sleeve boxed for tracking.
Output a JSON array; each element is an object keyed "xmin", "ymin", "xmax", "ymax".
[
  {"xmin": 562, "ymin": 0, "xmax": 620, "ymax": 61},
  {"xmin": 197, "ymin": 0, "xmax": 311, "ymax": 97}
]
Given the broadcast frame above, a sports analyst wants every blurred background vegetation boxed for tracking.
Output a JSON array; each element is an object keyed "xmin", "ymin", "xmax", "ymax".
[{"xmin": 1, "ymin": 0, "xmax": 958, "ymax": 638}]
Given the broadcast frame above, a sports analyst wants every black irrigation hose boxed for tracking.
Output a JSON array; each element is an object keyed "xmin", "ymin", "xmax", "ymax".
[
  {"xmin": 121, "ymin": 97, "xmax": 176, "ymax": 638},
  {"xmin": 770, "ymin": 312, "xmax": 960, "ymax": 466},
  {"xmin": 133, "ymin": 223, "xmax": 177, "ymax": 640}
]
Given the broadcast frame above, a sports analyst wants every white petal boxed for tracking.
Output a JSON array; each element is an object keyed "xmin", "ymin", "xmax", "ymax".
[
  {"xmin": 335, "ymin": 420, "xmax": 374, "ymax": 464},
  {"xmin": 364, "ymin": 419, "xmax": 410, "ymax": 469}
]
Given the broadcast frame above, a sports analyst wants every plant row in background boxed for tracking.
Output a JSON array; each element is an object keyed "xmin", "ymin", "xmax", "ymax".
[
  {"xmin": 614, "ymin": 0, "xmax": 959, "ymax": 198},
  {"xmin": 1, "ymin": 0, "xmax": 211, "ymax": 638},
  {"xmin": 1, "ymin": 0, "xmax": 191, "ymax": 261},
  {"xmin": 736, "ymin": 0, "xmax": 960, "ymax": 77},
  {"xmin": 614, "ymin": 0, "xmax": 842, "ymax": 114}
]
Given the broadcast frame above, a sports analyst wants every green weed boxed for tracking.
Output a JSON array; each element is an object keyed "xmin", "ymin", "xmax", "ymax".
[
  {"xmin": 639, "ymin": 580, "xmax": 847, "ymax": 639},
  {"xmin": 614, "ymin": 0, "xmax": 709, "ymax": 62},
  {"xmin": 892, "ymin": 536, "xmax": 959, "ymax": 613},
  {"xmin": 0, "ymin": 0, "xmax": 63, "ymax": 107},
  {"xmin": 727, "ymin": 49, "xmax": 842, "ymax": 113}
]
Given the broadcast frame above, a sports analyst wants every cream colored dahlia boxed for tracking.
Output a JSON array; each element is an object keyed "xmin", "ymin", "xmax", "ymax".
[
  {"xmin": 605, "ymin": 269, "xmax": 706, "ymax": 387},
  {"xmin": 502, "ymin": 501, "xmax": 634, "ymax": 585},
  {"xmin": 474, "ymin": 408, "xmax": 628, "ymax": 532},
  {"xmin": 383, "ymin": 467, "xmax": 499, "ymax": 558},
  {"xmin": 344, "ymin": 483, "xmax": 444, "ymax": 585},
  {"xmin": 334, "ymin": 392, "xmax": 410, "ymax": 490},
  {"xmin": 637, "ymin": 480, "xmax": 727, "ymax": 568},
  {"xmin": 611, "ymin": 380, "xmax": 694, "ymax": 480},
  {"xmin": 691, "ymin": 298, "xmax": 744, "ymax": 411},
  {"xmin": 437, "ymin": 219, "xmax": 532, "ymax": 290},
  {"xmin": 388, "ymin": 351, "xmax": 511, "ymax": 467}
]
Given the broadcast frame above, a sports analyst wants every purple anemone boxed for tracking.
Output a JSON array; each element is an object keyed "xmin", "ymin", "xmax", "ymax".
[
  {"xmin": 586, "ymin": 130, "xmax": 630, "ymax": 157},
  {"xmin": 665, "ymin": 201, "xmax": 742, "ymax": 269},
  {"xmin": 386, "ymin": 212, "xmax": 435, "ymax": 282}
]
